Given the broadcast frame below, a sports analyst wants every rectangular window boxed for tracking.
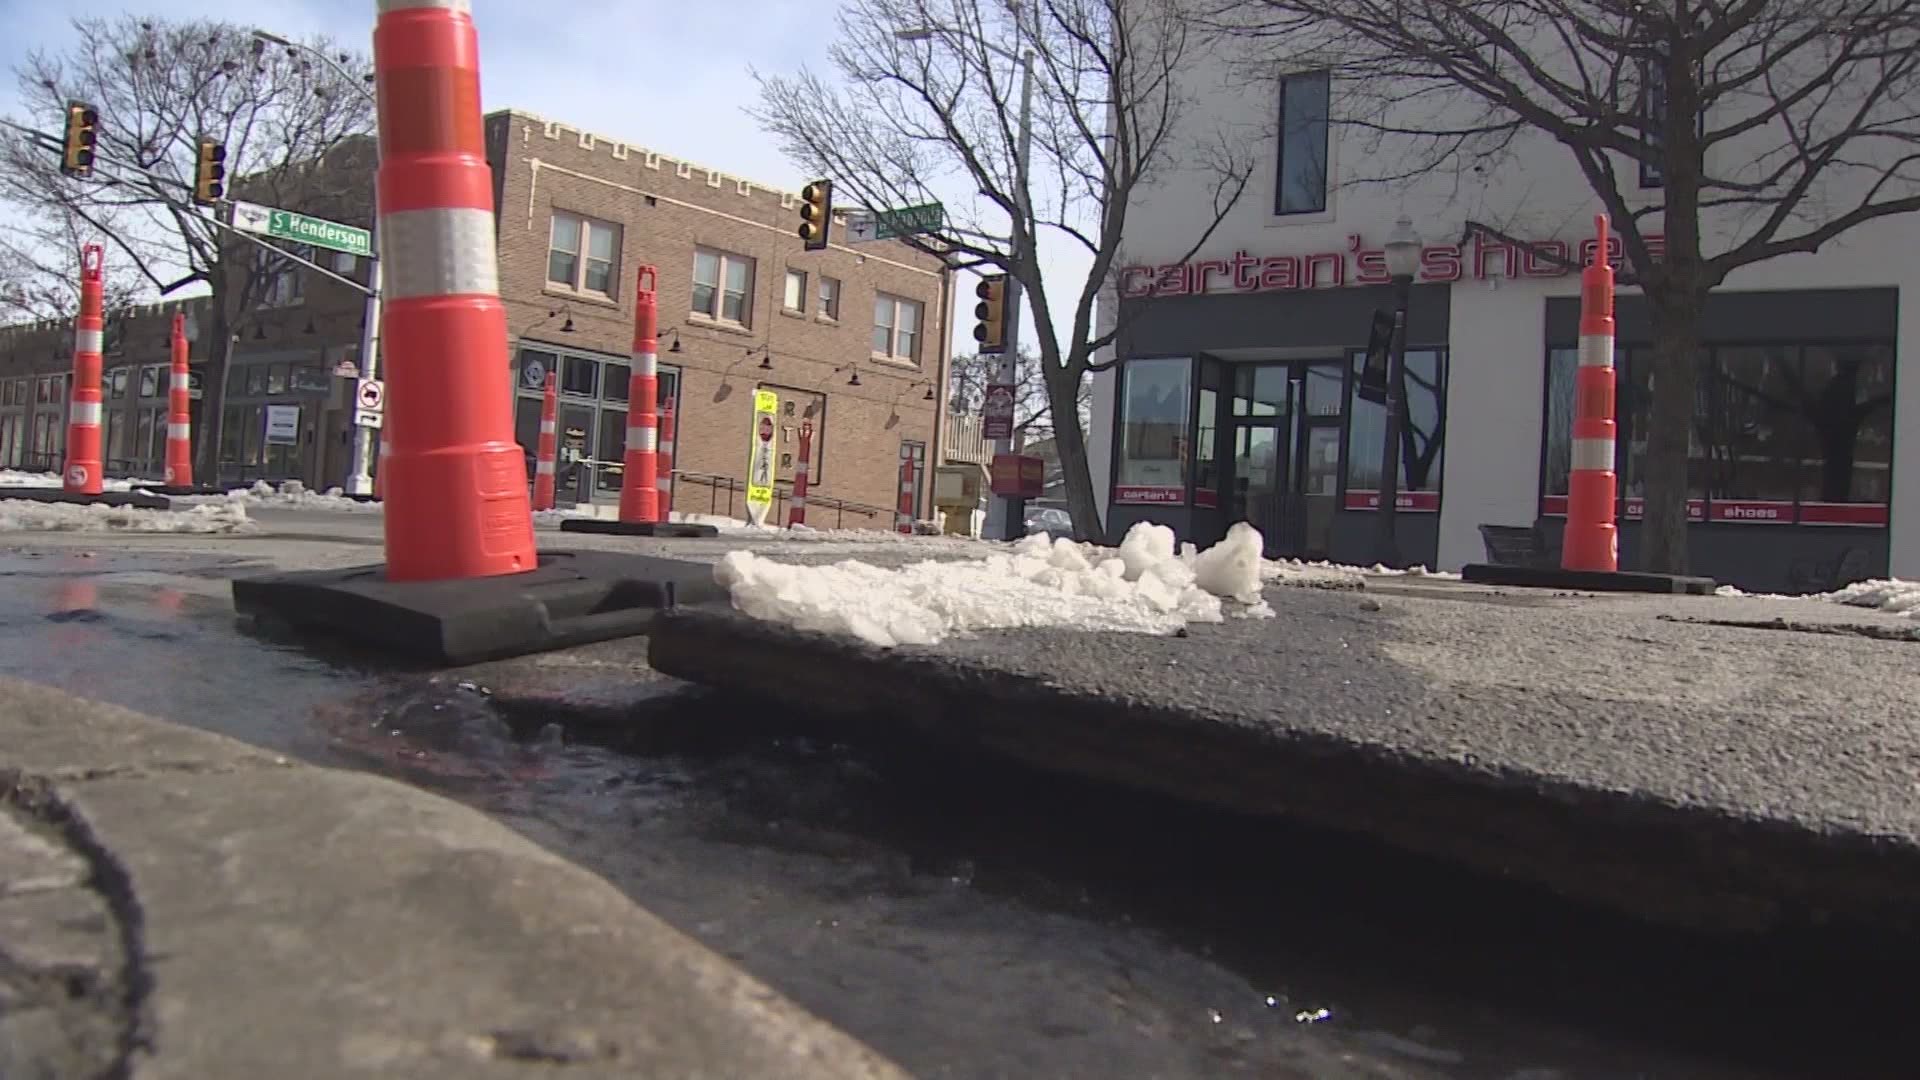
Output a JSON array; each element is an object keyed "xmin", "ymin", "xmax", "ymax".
[
  {"xmin": 1115, "ymin": 357, "xmax": 1192, "ymax": 496},
  {"xmin": 109, "ymin": 368, "xmax": 129, "ymax": 400},
  {"xmin": 105, "ymin": 408, "xmax": 125, "ymax": 465},
  {"xmin": 818, "ymin": 275, "xmax": 841, "ymax": 320},
  {"xmin": 1541, "ymin": 342, "xmax": 1893, "ymax": 524},
  {"xmin": 267, "ymin": 362, "xmax": 289, "ymax": 396},
  {"xmin": 1275, "ymin": 70, "xmax": 1331, "ymax": 215},
  {"xmin": 547, "ymin": 212, "xmax": 621, "ymax": 298},
  {"xmin": 761, "ymin": 384, "xmax": 826, "ymax": 483},
  {"xmin": 691, "ymin": 248, "xmax": 755, "ymax": 326},
  {"xmin": 1347, "ymin": 349, "xmax": 1447, "ymax": 493},
  {"xmin": 604, "ymin": 360, "xmax": 630, "ymax": 403},
  {"xmin": 873, "ymin": 293, "xmax": 922, "ymax": 363},
  {"xmin": 139, "ymin": 365, "xmax": 160, "ymax": 398},
  {"xmin": 247, "ymin": 365, "xmax": 269, "ymax": 395},
  {"xmin": 783, "ymin": 269, "xmax": 807, "ymax": 312},
  {"xmin": 256, "ymin": 246, "xmax": 306, "ymax": 307},
  {"xmin": 561, "ymin": 355, "xmax": 598, "ymax": 397},
  {"xmin": 136, "ymin": 409, "xmax": 155, "ymax": 469}
]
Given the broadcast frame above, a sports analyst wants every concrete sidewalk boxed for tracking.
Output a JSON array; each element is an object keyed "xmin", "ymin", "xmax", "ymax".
[
  {"xmin": 0, "ymin": 677, "xmax": 904, "ymax": 1080},
  {"xmin": 648, "ymin": 574, "xmax": 1920, "ymax": 934}
]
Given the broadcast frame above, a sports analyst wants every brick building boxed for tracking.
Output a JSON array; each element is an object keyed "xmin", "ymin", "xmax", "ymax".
[
  {"xmin": 4, "ymin": 111, "xmax": 954, "ymax": 526},
  {"xmin": 486, "ymin": 109, "xmax": 954, "ymax": 526}
]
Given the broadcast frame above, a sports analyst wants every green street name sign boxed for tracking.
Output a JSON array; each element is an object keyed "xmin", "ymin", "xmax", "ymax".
[
  {"xmin": 874, "ymin": 202, "xmax": 944, "ymax": 240},
  {"xmin": 231, "ymin": 200, "xmax": 373, "ymax": 259}
]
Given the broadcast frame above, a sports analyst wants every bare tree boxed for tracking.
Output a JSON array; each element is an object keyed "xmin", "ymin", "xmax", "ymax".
[
  {"xmin": 1, "ymin": 208, "xmax": 144, "ymax": 323},
  {"xmin": 1212, "ymin": 0, "xmax": 1920, "ymax": 573},
  {"xmin": 753, "ymin": 0, "xmax": 1256, "ymax": 537},
  {"xmin": 948, "ymin": 345, "xmax": 1088, "ymax": 443},
  {"xmin": 0, "ymin": 15, "xmax": 374, "ymax": 480}
]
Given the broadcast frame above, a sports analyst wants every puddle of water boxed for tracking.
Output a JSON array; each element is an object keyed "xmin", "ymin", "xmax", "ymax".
[{"xmin": 0, "ymin": 551, "xmax": 1905, "ymax": 1078}]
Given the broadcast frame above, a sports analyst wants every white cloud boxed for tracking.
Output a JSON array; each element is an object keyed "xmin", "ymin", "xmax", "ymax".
[{"xmin": 0, "ymin": 0, "xmax": 1092, "ymax": 359}]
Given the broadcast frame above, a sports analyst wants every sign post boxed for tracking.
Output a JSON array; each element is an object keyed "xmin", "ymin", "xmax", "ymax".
[
  {"xmin": 746, "ymin": 389, "xmax": 779, "ymax": 527},
  {"xmin": 354, "ymin": 377, "xmax": 385, "ymax": 431}
]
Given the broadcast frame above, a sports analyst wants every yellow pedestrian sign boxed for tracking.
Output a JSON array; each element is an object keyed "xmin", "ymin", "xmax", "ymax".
[{"xmin": 746, "ymin": 389, "xmax": 779, "ymax": 526}]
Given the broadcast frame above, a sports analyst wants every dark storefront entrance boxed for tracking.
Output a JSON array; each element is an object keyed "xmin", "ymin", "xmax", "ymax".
[
  {"xmin": 1109, "ymin": 280, "xmax": 1453, "ymax": 566},
  {"xmin": 1220, "ymin": 360, "xmax": 1348, "ymax": 560}
]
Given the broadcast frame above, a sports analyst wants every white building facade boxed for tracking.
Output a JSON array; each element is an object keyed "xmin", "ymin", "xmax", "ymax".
[{"xmin": 1087, "ymin": 30, "xmax": 1919, "ymax": 592}]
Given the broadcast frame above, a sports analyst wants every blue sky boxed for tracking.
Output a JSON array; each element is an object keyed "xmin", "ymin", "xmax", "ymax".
[{"xmin": 0, "ymin": 0, "xmax": 1082, "ymax": 358}]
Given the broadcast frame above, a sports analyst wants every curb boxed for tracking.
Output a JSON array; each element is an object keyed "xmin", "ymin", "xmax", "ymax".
[{"xmin": 0, "ymin": 676, "xmax": 907, "ymax": 1080}]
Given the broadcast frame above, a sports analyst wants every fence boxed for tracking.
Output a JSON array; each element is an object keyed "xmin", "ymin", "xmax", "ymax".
[
  {"xmin": 944, "ymin": 411, "xmax": 991, "ymax": 465},
  {"xmin": 669, "ymin": 469, "xmax": 894, "ymax": 531}
]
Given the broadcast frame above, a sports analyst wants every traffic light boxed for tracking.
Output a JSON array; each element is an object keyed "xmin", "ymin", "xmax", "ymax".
[
  {"xmin": 193, "ymin": 138, "xmax": 226, "ymax": 207},
  {"xmin": 60, "ymin": 100, "xmax": 98, "ymax": 178},
  {"xmin": 797, "ymin": 179, "xmax": 832, "ymax": 251},
  {"xmin": 973, "ymin": 273, "xmax": 1008, "ymax": 353}
]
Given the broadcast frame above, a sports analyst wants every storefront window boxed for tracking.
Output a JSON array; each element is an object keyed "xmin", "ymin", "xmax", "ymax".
[
  {"xmin": 1346, "ymin": 349, "xmax": 1446, "ymax": 492},
  {"xmin": 139, "ymin": 366, "xmax": 160, "ymax": 398},
  {"xmin": 1541, "ymin": 342, "xmax": 1893, "ymax": 521},
  {"xmin": 1116, "ymin": 357, "xmax": 1191, "ymax": 497},
  {"xmin": 561, "ymin": 355, "xmax": 598, "ymax": 397},
  {"xmin": 596, "ymin": 409, "xmax": 627, "ymax": 494},
  {"xmin": 1233, "ymin": 365, "xmax": 1288, "ymax": 417},
  {"xmin": 109, "ymin": 368, "xmax": 129, "ymax": 400},
  {"xmin": 266, "ymin": 363, "xmax": 289, "ymax": 395},
  {"xmin": 517, "ymin": 349, "xmax": 558, "ymax": 392},
  {"xmin": 605, "ymin": 361, "xmax": 630, "ymax": 403},
  {"xmin": 247, "ymin": 365, "xmax": 269, "ymax": 395}
]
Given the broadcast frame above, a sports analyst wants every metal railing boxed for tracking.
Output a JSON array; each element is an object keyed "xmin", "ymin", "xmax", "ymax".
[
  {"xmin": 670, "ymin": 469, "xmax": 894, "ymax": 531},
  {"xmin": 943, "ymin": 411, "xmax": 992, "ymax": 465}
]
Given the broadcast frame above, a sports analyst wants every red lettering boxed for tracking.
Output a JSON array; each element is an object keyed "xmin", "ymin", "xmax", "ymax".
[
  {"xmin": 1259, "ymin": 255, "xmax": 1300, "ymax": 290},
  {"xmin": 1472, "ymin": 235, "xmax": 1516, "ymax": 279},
  {"xmin": 1419, "ymin": 245, "xmax": 1462, "ymax": 282},
  {"xmin": 1304, "ymin": 251, "xmax": 1345, "ymax": 289},
  {"xmin": 1353, "ymin": 248, "xmax": 1389, "ymax": 285},
  {"xmin": 1119, "ymin": 266, "xmax": 1153, "ymax": 298},
  {"xmin": 1193, "ymin": 259, "xmax": 1230, "ymax": 294},
  {"xmin": 1230, "ymin": 250, "xmax": 1261, "ymax": 291},
  {"xmin": 1522, "ymin": 239, "xmax": 1570, "ymax": 277},
  {"xmin": 1155, "ymin": 263, "xmax": 1188, "ymax": 297}
]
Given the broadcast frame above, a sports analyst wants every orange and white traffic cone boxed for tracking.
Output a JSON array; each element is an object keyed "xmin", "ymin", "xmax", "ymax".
[
  {"xmin": 895, "ymin": 456, "xmax": 915, "ymax": 535},
  {"xmin": 788, "ymin": 420, "xmax": 812, "ymax": 528},
  {"xmin": 531, "ymin": 372, "xmax": 558, "ymax": 512},
  {"xmin": 617, "ymin": 267, "xmax": 661, "ymax": 525},
  {"xmin": 164, "ymin": 312, "xmax": 193, "ymax": 487},
  {"xmin": 372, "ymin": 0, "xmax": 535, "ymax": 581},
  {"xmin": 1561, "ymin": 214, "xmax": 1619, "ymax": 573},
  {"xmin": 656, "ymin": 398, "xmax": 676, "ymax": 516},
  {"xmin": 63, "ymin": 244, "xmax": 105, "ymax": 496}
]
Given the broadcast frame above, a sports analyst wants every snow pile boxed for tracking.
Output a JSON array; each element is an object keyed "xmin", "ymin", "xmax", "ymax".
[
  {"xmin": 714, "ymin": 520, "xmax": 1272, "ymax": 647},
  {"xmin": 0, "ymin": 469, "xmax": 135, "ymax": 492},
  {"xmin": 212, "ymin": 480, "xmax": 379, "ymax": 512},
  {"xmin": 0, "ymin": 498, "xmax": 255, "ymax": 534},
  {"xmin": 1821, "ymin": 578, "xmax": 1920, "ymax": 619},
  {"xmin": 1261, "ymin": 557, "xmax": 1459, "ymax": 586}
]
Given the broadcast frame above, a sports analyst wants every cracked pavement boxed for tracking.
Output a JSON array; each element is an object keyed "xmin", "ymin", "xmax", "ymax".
[{"xmin": 0, "ymin": 676, "xmax": 905, "ymax": 1080}]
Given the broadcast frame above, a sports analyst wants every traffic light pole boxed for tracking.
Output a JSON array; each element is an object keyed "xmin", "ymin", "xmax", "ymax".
[
  {"xmin": 984, "ymin": 46, "xmax": 1036, "ymax": 543},
  {"xmin": 344, "ymin": 216, "xmax": 383, "ymax": 496}
]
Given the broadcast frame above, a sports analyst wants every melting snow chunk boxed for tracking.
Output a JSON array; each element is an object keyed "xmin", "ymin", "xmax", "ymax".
[{"xmin": 714, "ymin": 520, "xmax": 1278, "ymax": 647}]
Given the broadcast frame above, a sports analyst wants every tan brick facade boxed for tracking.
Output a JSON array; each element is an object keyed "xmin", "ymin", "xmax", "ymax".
[
  {"xmin": 486, "ymin": 109, "xmax": 954, "ymax": 525},
  {"xmin": 4, "ymin": 110, "xmax": 953, "ymax": 522}
]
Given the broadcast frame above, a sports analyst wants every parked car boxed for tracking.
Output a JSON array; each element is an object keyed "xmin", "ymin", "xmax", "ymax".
[{"xmin": 1024, "ymin": 506, "xmax": 1073, "ymax": 537}]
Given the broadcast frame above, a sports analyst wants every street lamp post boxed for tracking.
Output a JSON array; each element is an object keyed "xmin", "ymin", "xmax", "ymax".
[
  {"xmin": 252, "ymin": 29, "xmax": 383, "ymax": 496},
  {"xmin": 896, "ymin": 19, "xmax": 1035, "ymax": 540},
  {"xmin": 1375, "ymin": 215, "xmax": 1421, "ymax": 567}
]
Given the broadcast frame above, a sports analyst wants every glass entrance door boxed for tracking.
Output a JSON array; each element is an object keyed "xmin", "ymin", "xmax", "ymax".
[
  {"xmin": 557, "ymin": 403, "xmax": 595, "ymax": 506},
  {"xmin": 1229, "ymin": 360, "xmax": 1346, "ymax": 558}
]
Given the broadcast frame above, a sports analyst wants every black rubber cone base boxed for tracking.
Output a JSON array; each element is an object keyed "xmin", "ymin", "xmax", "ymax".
[
  {"xmin": 0, "ymin": 486, "xmax": 172, "ymax": 510},
  {"xmin": 1461, "ymin": 563, "xmax": 1718, "ymax": 595},
  {"xmin": 559, "ymin": 517, "xmax": 722, "ymax": 538},
  {"xmin": 144, "ymin": 484, "xmax": 228, "ymax": 497},
  {"xmin": 230, "ymin": 550, "xmax": 725, "ymax": 666}
]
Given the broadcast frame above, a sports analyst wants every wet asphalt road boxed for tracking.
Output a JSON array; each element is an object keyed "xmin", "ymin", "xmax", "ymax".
[{"xmin": 0, "ymin": 519, "xmax": 1907, "ymax": 1078}]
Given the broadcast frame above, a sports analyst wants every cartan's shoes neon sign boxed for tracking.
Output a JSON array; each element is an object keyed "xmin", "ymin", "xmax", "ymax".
[{"xmin": 1118, "ymin": 231, "xmax": 1667, "ymax": 298}]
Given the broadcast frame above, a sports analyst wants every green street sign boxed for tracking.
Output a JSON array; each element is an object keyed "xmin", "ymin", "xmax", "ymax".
[
  {"xmin": 231, "ymin": 200, "xmax": 373, "ymax": 259},
  {"xmin": 874, "ymin": 202, "xmax": 944, "ymax": 240}
]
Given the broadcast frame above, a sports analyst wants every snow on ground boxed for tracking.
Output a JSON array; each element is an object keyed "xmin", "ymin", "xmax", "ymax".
[
  {"xmin": 1820, "ymin": 578, "xmax": 1920, "ymax": 619},
  {"xmin": 0, "ymin": 498, "xmax": 254, "ymax": 534},
  {"xmin": 0, "ymin": 469, "xmax": 135, "ymax": 492},
  {"xmin": 715, "ymin": 521, "xmax": 1274, "ymax": 648},
  {"xmin": 179, "ymin": 480, "xmax": 381, "ymax": 512}
]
